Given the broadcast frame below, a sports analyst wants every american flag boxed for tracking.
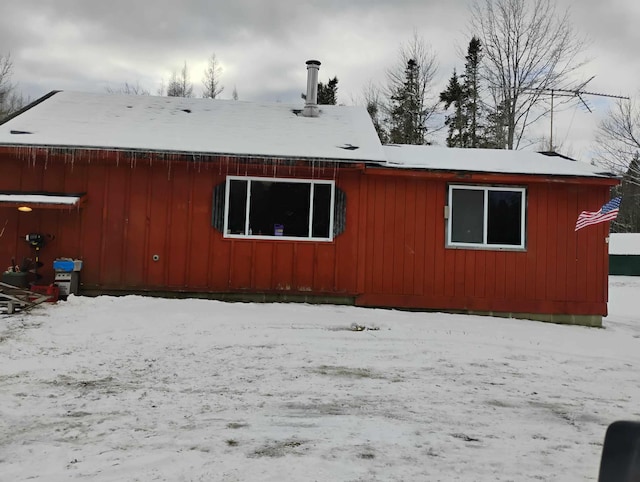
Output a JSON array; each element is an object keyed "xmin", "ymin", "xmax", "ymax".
[{"xmin": 575, "ymin": 197, "xmax": 621, "ymax": 231}]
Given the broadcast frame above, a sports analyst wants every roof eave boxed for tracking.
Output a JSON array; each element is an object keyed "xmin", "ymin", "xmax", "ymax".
[
  {"xmin": 0, "ymin": 143, "xmax": 387, "ymax": 165},
  {"xmin": 366, "ymin": 165, "xmax": 621, "ymax": 185}
]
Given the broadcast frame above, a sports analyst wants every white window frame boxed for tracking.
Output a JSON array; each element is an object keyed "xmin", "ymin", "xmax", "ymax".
[
  {"xmin": 223, "ymin": 175, "xmax": 336, "ymax": 242},
  {"xmin": 447, "ymin": 185, "xmax": 526, "ymax": 250}
]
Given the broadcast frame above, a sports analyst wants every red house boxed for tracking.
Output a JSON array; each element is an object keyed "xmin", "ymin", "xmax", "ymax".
[{"xmin": 0, "ymin": 62, "xmax": 618, "ymax": 326}]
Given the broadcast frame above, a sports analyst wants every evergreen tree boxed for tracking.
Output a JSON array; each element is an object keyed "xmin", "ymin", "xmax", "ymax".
[
  {"xmin": 469, "ymin": 0, "xmax": 587, "ymax": 149},
  {"xmin": 385, "ymin": 34, "xmax": 439, "ymax": 145},
  {"xmin": 439, "ymin": 37, "xmax": 489, "ymax": 148},
  {"xmin": 440, "ymin": 70, "xmax": 466, "ymax": 147},
  {"xmin": 317, "ymin": 76, "xmax": 338, "ymax": 105},
  {"xmin": 483, "ymin": 96, "xmax": 509, "ymax": 149},
  {"xmin": 463, "ymin": 37, "xmax": 483, "ymax": 147},
  {"xmin": 388, "ymin": 59, "xmax": 426, "ymax": 145}
]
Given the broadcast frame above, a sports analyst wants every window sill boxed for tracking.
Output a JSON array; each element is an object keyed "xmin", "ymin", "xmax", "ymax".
[
  {"xmin": 224, "ymin": 234, "xmax": 334, "ymax": 243},
  {"xmin": 446, "ymin": 243, "xmax": 527, "ymax": 252}
]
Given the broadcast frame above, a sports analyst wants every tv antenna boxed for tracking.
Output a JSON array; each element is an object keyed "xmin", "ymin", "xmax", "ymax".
[{"xmin": 532, "ymin": 77, "xmax": 629, "ymax": 151}]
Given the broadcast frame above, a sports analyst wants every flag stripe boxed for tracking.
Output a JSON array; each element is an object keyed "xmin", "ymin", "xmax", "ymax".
[{"xmin": 575, "ymin": 197, "xmax": 621, "ymax": 231}]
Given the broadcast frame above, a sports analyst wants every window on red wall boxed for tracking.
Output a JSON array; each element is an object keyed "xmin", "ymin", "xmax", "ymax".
[
  {"xmin": 223, "ymin": 176, "xmax": 335, "ymax": 241},
  {"xmin": 447, "ymin": 185, "xmax": 526, "ymax": 249}
]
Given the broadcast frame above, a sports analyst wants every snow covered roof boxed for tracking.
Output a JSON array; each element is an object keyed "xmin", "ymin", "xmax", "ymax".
[
  {"xmin": 0, "ymin": 193, "xmax": 80, "ymax": 205},
  {"xmin": 0, "ymin": 91, "xmax": 387, "ymax": 162},
  {"xmin": 609, "ymin": 233, "xmax": 640, "ymax": 255},
  {"xmin": 0, "ymin": 192, "xmax": 85, "ymax": 210},
  {"xmin": 383, "ymin": 144, "xmax": 616, "ymax": 179},
  {"xmin": 0, "ymin": 91, "xmax": 620, "ymax": 180}
]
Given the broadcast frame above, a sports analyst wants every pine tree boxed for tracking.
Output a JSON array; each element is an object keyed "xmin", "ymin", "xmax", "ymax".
[
  {"xmin": 388, "ymin": 59, "xmax": 426, "ymax": 145},
  {"xmin": 469, "ymin": 0, "xmax": 587, "ymax": 149},
  {"xmin": 439, "ymin": 37, "xmax": 489, "ymax": 148},
  {"xmin": 463, "ymin": 37, "xmax": 483, "ymax": 147},
  {"xmin": 317, "ymin": 77, "xmax": 338, "ymax": 105},
  {"xmin": 440, "ymin": 71, "xmax": 466, "ymax": 147},
  {"xmin": 385, "ymin": 34, "xmax": 438, "ymax": 145},
  {"xmin": 483, "ymin": 96, "xmax": 509, "ymax": 149}
]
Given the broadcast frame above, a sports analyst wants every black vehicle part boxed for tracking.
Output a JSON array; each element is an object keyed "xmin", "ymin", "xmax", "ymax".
[{"xmin": 598, "ymin": 420, "xmax": 640, "ymax": 482}]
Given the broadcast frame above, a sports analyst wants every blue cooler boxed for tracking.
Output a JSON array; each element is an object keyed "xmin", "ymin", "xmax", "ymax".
[{"xmin": 53, "ymin": 259, "xmax": 82, "ymax": 296}]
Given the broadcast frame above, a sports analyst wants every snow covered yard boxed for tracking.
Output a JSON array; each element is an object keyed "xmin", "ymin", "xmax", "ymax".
[{"xmin": 1, "ymin": 279, "xmax": 639, "ymax": 481}]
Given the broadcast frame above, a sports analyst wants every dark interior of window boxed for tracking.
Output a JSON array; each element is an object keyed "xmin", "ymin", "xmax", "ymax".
[
  {"xmin": 249, "ymin": 181, "xmax": 311, "ymax": 237},
  {"xmin": 223, "ymin": 179, "xmax": 334, "ymax": 239},
  {"xmin": 312, "ymin": 184, "xmax": 332, "ymax": 238},
  {"xmin": 487, "ymin": 191, "xmax": 522, "ymax": 245},
  {"xmin": 227, "ymin": 180, "xmax": 248, "ymax": 234},
  {"xmin": 451, "ymin": 189, "xmax": 484, "ymax": 243}
]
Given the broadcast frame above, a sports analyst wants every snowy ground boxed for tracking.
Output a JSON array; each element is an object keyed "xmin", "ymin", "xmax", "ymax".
[{"xmin": 1, "ymin": 278, "xmax": 640, "ymax": 481}]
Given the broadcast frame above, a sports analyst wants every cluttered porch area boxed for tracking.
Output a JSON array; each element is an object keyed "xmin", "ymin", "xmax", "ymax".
[
  {"xmin": 0, "ymin": 281, "xmax": 56, "ymax": 314},
  {"xmin": 1, "ymin": 232, "xmax": 83, "ymax": 314}
]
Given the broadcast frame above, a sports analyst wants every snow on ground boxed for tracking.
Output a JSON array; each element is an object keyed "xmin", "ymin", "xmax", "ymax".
[{"xmin": 1, "ymin": 279, "xmax": 639, "ymax": 481}]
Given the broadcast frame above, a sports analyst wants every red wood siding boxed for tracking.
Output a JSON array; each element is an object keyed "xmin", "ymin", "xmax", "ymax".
[
  {"xmin": 356, "ymin": 171, "xmax": 615, "ymax": 316},
  {"xmin": 0, "ymin": 147, "xmax": 616, "ymax": 317},
  {"xmin": 0, "ymin": 149, "xmax": 361, "ymax": 296}
]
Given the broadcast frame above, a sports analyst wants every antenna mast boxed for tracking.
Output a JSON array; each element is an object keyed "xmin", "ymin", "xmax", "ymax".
[{"xmin": 532, "ymin": 78, "xmax": 629, "ymax": 151}]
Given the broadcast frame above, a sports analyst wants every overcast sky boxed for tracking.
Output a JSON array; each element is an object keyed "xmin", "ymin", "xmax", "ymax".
[{"xmin": 2, "ymin": 0, "xmax": 639, "ymax": 159}]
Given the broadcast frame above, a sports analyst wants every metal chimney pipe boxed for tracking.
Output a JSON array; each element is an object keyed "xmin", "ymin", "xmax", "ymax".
[{"xmin": 302, "ymin": 60, "xmax": 321, "ymax": 117}]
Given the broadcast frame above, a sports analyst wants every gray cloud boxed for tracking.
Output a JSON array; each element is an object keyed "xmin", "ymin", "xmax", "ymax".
[{"xmin": 1, "ymin": 0, "xmax": 639, "ymax": 158}]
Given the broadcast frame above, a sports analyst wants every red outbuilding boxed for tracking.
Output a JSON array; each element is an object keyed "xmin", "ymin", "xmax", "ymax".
[{"xmin": 0, "ymin": 63, "xmax": 618, "ymax": 326}]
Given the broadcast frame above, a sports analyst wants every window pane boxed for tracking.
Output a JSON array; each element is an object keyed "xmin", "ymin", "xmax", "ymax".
[
  {"xmin": 227, "ymin": 180, "xmax": 247, "ymax": 234},
  {"xmin": 487, "ymin": 190, "xmax": 522, "ymax": 245},
  {"xmin": 451, "ymin": 189, "xmax": 484, "ymax": 243},
  {"xmin": 249, "ymin": 181, "xmax": 310, "ymax": 237},
  {"xmin": 312, "ymin": 184, "xmax": 332, "ymax": 238}
]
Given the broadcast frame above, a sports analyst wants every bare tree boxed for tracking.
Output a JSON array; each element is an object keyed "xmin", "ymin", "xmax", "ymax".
[
  {"xmin": 0, "ymin": 53, "xmax": 25, "ymax": 118},
  {"xmin": 0, "ymin": 54, "xmax": 12, "ymax": 106},
  {"xmin": 595, "ymin": 98, "xmax": 640, "ymax": 232},
  {"xmin": 596, "ymin": 98, "xmax": 640, "ymax": 175},
  {"xmin": 469, "ymin": 0, "xmax": 588, "ymax": 149},
  {"xmin": 360, "ymin": 81, "xmax": 388, "ymax": 143},
  {"xmin": 202, "ymin": 53, "xmax": 224, "ymax": 99},
  {"xmin": 106, "ymin": 81, "xmax": 150, "ymax": 95},
  {"xmin": 166, "ymin": 62, "xmax": 194, "ymax": 98},
  {"xmin": 385, "ymin": 33, "xmax": 439, "ymax": 144}
]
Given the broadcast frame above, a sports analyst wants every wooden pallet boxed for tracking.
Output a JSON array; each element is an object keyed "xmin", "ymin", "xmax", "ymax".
[{"xmin": 0, "ymin": 282, "xmax": 52, "ymax": 314}]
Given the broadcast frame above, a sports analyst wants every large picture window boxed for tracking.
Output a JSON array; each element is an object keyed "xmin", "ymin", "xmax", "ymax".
[
  {"xmin": 447, "ymin": 185, "xmax": 526, "ymax": 249},
  {"xmin": 223, "ymin": 176, "xmax": 335, "ymax": 241}
]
